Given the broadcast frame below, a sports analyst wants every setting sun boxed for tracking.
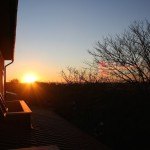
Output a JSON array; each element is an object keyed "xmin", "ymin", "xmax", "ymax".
[{"xmin": 22, "ymin": 73, "xmax": 37, "ymax": 83}]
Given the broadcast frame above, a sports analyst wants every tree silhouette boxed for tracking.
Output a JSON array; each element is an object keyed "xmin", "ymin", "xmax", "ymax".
[
  {"xmin": 61, "ymin": 66, "xmax": 102, "ymax": 83},
  {"xmin": 89, "ymin": 20, "xmax": 150, "ymax": 83},
  {"xmin": 10, "ymin": 78, "xmax": 20, "ymax": 84}
]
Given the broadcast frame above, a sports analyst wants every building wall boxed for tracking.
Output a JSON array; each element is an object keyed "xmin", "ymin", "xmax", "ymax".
[{"xmin": 0, "ymin": 52, "xmax": 4, "ymax": 97}]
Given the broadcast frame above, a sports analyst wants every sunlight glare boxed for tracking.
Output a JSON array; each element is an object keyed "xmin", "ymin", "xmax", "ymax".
[{"xmin": 22, "ymin": 73, "xmax": 37, "ymax": 83}]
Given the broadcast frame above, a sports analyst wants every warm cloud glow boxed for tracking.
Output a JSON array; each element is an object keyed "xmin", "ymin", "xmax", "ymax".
[{"xmin": 22, "ymin": 73, "xmax": 38, "ymax": 83}]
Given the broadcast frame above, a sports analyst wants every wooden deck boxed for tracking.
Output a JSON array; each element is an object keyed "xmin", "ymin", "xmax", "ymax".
[{"xmin": 0, "ymin": 106, "xmax": 109, "ymax": 150}]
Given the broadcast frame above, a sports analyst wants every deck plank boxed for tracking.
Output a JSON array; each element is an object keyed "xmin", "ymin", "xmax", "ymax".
[{"xmin": 0, "ymin": 106, "xmax": 109, "ymax": 150}]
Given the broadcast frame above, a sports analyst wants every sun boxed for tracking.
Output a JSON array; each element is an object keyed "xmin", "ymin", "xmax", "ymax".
[{"xmin": 22, "ymin": 73, "xmax": 37, "ymax": 83}]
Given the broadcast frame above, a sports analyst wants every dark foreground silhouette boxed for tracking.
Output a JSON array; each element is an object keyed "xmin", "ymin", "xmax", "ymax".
[{"xmin": 6, "ymin": 82, "xmax": 150, "ymax": 150}]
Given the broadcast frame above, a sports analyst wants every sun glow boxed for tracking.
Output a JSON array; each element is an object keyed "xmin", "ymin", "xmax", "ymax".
[{"xmin": 22, "ymin": 73, "xmax": 37, "ymax": 83}]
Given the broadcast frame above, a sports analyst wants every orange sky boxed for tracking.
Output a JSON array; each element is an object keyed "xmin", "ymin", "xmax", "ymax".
[{"xmin": 7, "ymin": 60, "xmax": 63, "ymax": 83}]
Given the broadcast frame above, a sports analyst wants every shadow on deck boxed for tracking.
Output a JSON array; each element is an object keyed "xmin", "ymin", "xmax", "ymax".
[{"xmin": 0, "ymin": 106, "xmax": 109, "ymax": 150}]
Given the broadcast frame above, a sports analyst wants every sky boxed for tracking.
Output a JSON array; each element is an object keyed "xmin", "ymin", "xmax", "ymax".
[{"xmin": 7, "ymin": 0, "xmax": 150, "ymax": 82}]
